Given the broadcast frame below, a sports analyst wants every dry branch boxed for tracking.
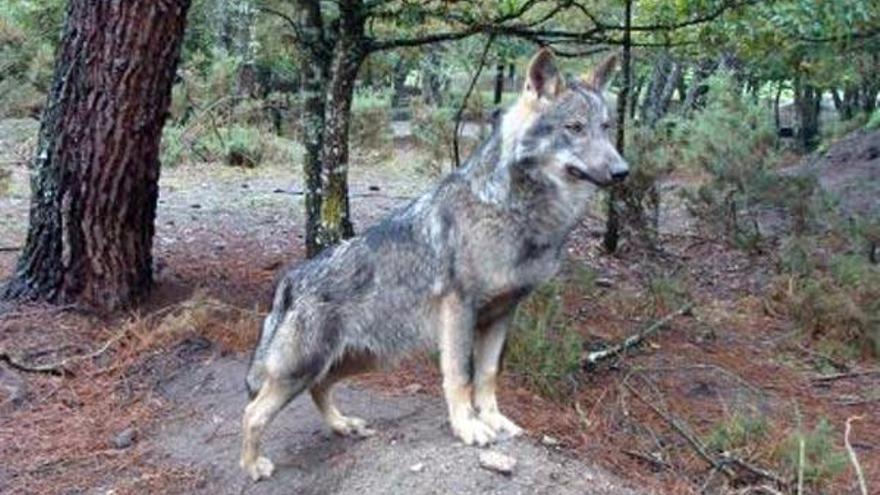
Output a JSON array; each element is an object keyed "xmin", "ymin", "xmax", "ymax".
[
  {"xmin": 0, "ymin": 246, "xmax": 22, "ymax": 252},
  {"xmin": 583, "ymin": 303, "xmax": 693, "ymax": 366},
  {"xmin": 625, "ymin": 381, "xmax": 790, "ymax": 490},
  {"xmin": 811, "ymin": 369, "xmax": 880, "ymax": 383},
  {"xmin": 0, "ymin": 327, "xmax": 129, "ymax": 376},
  {"xmin": 844, "ymin": 416, "xmax": 869, "ymax": 495}
]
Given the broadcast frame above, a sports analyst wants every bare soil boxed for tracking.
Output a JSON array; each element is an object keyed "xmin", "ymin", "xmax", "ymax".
[{"xmin": 1, "ymin": 119, "xmax": 878, "ymax": 494}]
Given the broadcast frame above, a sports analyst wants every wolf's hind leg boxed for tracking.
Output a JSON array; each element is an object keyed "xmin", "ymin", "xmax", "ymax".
[
  {"xmin": 240, "ymin": 375, "xmax": 307, "ymax": 481},
  {"xmin": 310, "ymin": 351, "xmax": 377, "ymax": 438},
  {"xmin": 439, "ymin": 294, "xmax": 496, "ymax": 446},
  {"xmin": 474, "ymin": 315, "xmax": 523, "ymax": 438}
]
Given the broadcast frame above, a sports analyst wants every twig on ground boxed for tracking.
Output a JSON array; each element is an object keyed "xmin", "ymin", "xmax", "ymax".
[
  {"xmin": 844, "ymin": 416, "xmax": 869, "ymax": 495},
  {"xmin": 583, "ymin": 303, "xmax": 693, "ymax": 366},
  {"xmin": 626, "ymin": 380, "xmax": 790, "ymax": 490},
  {"xmin": 0, "ymin": 246, "xmax": 22, "ymax": 252},
  {"xmin": 622, "ymin": 449, "xmax": 670, "ymax": 470},
  {"xmin": 0, "ymin": 326, "xmax": 129, "ymax": 376},
  {"xmin": 811, "ymin": 369, "xmax": 880, "ymax": 383},
  {"xmin": 624, "ymin": 381, "xmax": 729, "ymax": 475},
  {"xmin": 719, "ymin": 453, "xmax": 790, "ymax": 489}
]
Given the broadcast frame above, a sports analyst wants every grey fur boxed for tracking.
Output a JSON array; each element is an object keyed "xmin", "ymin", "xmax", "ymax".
[{"xmin": 240, "ymin": 50, "xmax": 627, "ymax": 481}]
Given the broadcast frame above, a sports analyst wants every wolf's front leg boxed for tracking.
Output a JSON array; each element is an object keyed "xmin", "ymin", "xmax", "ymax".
[
  {"xmin": 439, "ymin": 293, "xmax": 496, "ymax": 446},
  {"xmin": 474, "ymin": 314, "xmax": 523, "ymax": 438}
]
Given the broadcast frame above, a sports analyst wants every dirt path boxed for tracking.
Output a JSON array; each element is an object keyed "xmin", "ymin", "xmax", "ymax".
[{"xmin": 152, "ymin": 355, "xmax": 640, "ymax": 495}]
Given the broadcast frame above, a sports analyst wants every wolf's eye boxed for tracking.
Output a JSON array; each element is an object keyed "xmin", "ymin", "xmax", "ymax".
[{"xmin": 565, "ymin": 122, "xmax": 585, "ymax": 134}]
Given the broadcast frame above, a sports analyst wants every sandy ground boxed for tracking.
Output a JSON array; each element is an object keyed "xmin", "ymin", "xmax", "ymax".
[{"xmin": 152, "ymin": 354, "xmax": 640, "ymax": 495}]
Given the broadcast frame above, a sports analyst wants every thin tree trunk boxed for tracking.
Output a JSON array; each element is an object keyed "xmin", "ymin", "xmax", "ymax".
[
  {"xmin": 297, "ymin": 0, "xmax": 328, "ymax": 257},
  {"xmin": 494, "ymin": 62, "xmax": 504, "ymax": 106},
  {"xmin": 795, "ymin": 76, "xmax": 821, "ymax": 151},
  {"xmin": 604, "ymin": 0, "xmax": 631, "ymax": 254},
  {"xmin": 317, "ymin": 1, "xmax": 366, "ymax": 246},
  {"xmin": 3, "ymin": 0, "xmax": 191, "ymax": 309}
]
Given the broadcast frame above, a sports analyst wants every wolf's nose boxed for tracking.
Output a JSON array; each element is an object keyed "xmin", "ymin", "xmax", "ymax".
[{"xmin": 611, "ymin": 170, "xmax": 629, "ymax": 182}]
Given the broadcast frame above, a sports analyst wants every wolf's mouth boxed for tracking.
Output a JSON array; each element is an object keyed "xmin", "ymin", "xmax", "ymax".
[{"xmin": 565, "ymin": 164, "xmax": 607, "ymax": 187}]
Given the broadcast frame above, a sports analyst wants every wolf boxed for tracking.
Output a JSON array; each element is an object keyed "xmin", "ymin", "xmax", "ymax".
[{"xmin": 240, "ymin": 48, "xmax": 628, "ymax": 481}]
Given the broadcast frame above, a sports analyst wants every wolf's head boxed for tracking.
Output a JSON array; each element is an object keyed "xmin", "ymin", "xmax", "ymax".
[{"xmin": 501, "ymin": 49, "xmax": 628, "ymax": 196}]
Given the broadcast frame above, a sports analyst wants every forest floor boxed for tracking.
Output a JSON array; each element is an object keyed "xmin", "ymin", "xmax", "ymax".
[{"xmin": 0, "ymin": 118, "xmax": 878, "ymax": 494}]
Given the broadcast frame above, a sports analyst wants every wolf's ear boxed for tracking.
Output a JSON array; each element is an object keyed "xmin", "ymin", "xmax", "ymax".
[
  {"xmin": 524, "ymin": 48, "xmax": 564, "ymax": 100},
  {"xmin": 584, "ymin": 53, "xmax": 619, "ymax": 92}
]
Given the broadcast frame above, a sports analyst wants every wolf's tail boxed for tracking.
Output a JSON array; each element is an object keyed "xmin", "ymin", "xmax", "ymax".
[{"xmin": 245, "ymin": 298, "xmax": 285, "ymax": 399}]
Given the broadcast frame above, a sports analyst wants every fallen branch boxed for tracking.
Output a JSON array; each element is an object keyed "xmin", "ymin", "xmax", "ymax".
[
  {"xmin": 624, "ymin": 381, "xmax": 729, "ymax": 475},
  {"xmin": 621, "ymin": 449, "xmax": 670, "ymax": 470},
  {"xmin": 0, "ymin": 327, "xmax": 129, "ymax": 376},
  {"xmin": 0, "ymin": 246, "xmax": 22, "ymax": 252},
  {"xmin": 844, "ymin": 416, "xmax": 869, "ymax": 495},
  {"xmin": 811, "ymin": 369, "xmax": 880, "ymax": 383},
  {"xmin": 583, "ymin": 303, "xmax": 693, "ymax": 366},
  {"xmin": 626, "ymin": 381, "xmax": 789, "ymax": 489}
]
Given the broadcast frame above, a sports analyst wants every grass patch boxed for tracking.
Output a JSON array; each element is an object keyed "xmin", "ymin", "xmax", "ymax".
[{"xmin": 506, "ymin": 283, "xmax": 583, "ymax": 401}]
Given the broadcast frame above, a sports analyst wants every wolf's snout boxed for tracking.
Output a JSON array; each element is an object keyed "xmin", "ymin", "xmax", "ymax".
[{"xmin": 611, "ymin": 169, "xmax": 629, "ymax": 182}]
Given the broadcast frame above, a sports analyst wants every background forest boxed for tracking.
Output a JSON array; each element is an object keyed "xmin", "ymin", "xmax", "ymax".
[{"xmin": 1, "ymin": 1, "xmax": 879, "ymax": 494}]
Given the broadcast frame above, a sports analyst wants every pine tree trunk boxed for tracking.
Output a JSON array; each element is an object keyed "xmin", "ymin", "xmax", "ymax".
[{"xmin": 3, "ymin": 0, "xmax": 191, "ymax": 309}]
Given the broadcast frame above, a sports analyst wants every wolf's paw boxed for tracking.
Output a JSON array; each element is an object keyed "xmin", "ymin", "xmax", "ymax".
[
  {"xmin": 241, "ymin": 456, "xmax": 275, "ymax": 481},
  {"xmin": 330, "ymin": 415, "xmax": 376, "ymax": 438},
  {"xmin": 451, "ymin": 417, "xmax": 497, "ymax": 446},
  {"xmin": 479, "ymin": 411, "xmax": 524, "ymax": 438}
]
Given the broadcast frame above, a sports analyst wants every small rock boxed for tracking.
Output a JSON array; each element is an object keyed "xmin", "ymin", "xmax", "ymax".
[
  {"xmin": 595, "ymin": 278, "xmax": 613, "ymax": 288},
  {"xmin": 190, "ymin": 203, "xmax": 202, "ymax": 209},
  {"xmin": 368, "ymin": 185, "xmax": 381, "ymax": 191},
  {"xmin": 409, "ymin": 462, "xmax": 424, "ymax": 473},
  {"xmin": 402, "ymin": 383, "xmax": 423, "ymax": 395},
  {"xmin": 479, "ymin": 451, "xmax": 516, "ymax": 475},
  {"xmin": 112, "ymin": 428, "xmax": 137, "ymax": 449},
  {"xmin": 541, "ymin": 435, "xmax": 560, "ymax": 446}
]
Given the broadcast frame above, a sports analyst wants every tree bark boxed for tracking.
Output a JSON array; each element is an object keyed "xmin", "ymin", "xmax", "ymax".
[
  {"xmin": 603, "ymin": 0, "xmax": 631, "ymax": 254},
  {"xmin": 794, "ymin": 76, "xmax": 821, "ymax": 151},
  {"xmin": 297, "ymin": 0, "xmax": 328, "ymax": 258},
  {"xmin": 316, "ymin": 0, "xmax": 366, "ymax": 247},
  {"xmin": 494, "ymin": 62, "xmax": 504, "ymax": 106},
  {"xmin": 3, "ymin": 0, "xmax": 191, "ymax": 309}
]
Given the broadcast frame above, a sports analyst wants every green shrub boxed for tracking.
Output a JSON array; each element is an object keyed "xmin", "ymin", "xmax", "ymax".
[
  {"xmin": 866, "ymin": 109, "xmax": 880, "ymax": 130},
  {"xmin": 506, "ymin": 283, "xmax": 583, "ymax": 400},
  {"xmin": 705, "ymin": 413, "xmax": 770, "ymax": 453},
  {"xmin": 786, "ymin": 264, "xmax": 880, "ymax": 358},
  {"xmin": 676, "ymin": 74, "xmax": 783, "ymax": 249},
  {"xmin": 647, "ymin": 273, "xmax": 691, "ymax": 314},
  {"xmin": 775, "ymin": 419, "xmax": 847, "ymax": 488},
  {"xmin": 350, "ymin": 88, "xmax": 392, "ymax": 153},
  {"xmin": 223, "ymin": 125, "xmax": 264, "ymax": 167},
  {"xmin": 411, "ymin": 102, "xmax": 456, "ymax": 176}
]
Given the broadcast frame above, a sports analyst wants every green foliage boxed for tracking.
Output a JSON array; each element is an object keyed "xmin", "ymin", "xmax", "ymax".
[
  {"xmin": 783, "ymin": 261, "xmax": 880, "ymax": 358},
  {"xmin": 647, "ymin": 273, "xmax": 691, "ymax": 315},
  {"xmin": 0, "ymin": 2, "xmax": 63, "ymax": 118},
  {"xmin": 867, "ymin": 109, "xmax": 880, "ymax": 131},
  {"xmin": 507, "ymin": 283, "xmax": 583, "ymax": 400},
  {"xmin": 676, "ymin": 74, "xmax": 821, "ymax": 249},
  {"xmin": 411, "ymin": 102, "xmax": 456, "ymax": 176},
  {"xmin": 350, "ymin": 88, "xmax": 392, "ymax": 153},
  {"xmin": 160, "ymin": 123, "xmax": 300, "ymax": 168},
  {"xmin": 705, "ymin": 414, "xmax": 770, "ymax": 453},
  {"xmin": 776, "ymin": 419, "xmax": 848, "ymax": 487},
  {"xmin": 224, "ymin": 125, "xmax": 264, "ymax": 167}
]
